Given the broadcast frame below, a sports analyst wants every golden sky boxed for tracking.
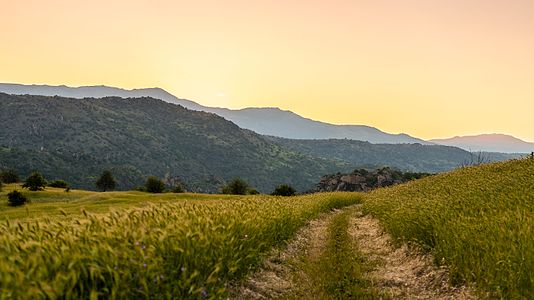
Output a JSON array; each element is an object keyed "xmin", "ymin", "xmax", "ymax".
[{"xmin": 1, "ymin": 0, "xmax": 533, "ymax": 140}]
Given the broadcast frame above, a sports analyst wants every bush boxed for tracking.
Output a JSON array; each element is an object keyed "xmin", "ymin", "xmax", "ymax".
[
  {"xmin": 247, "ymin": 188, "xmax": 260, "ymax": 195},
  {"xmin": 172, "ymin": 185, "xmax": 185, "ymax": 193},
  {"xmin": 145, "ymin": 176, "xmax": 165, "ymax": 193},
  {"xmin": 22, "ymin": 172, "xmax": 47, "ymax": 191},
  {"xmin": 7, "ymin": 190, "xmax": 29, "ymax": 207},
  {"xmin": 272, "ymin": 184, "xmax": 297, "ymax": 196},
  {"xmin": 133, "ymin": 186, "xmax": 147, "ymax": 192},
  {"xmin": 96, "ymin": 170, "xmax": 117, "ymax": 192},
  {"xmin": 222, "ymin": 178, "xmax": 250, "ymax": 195},
  {"xmin": 48, "ymin": 180, "xmax": 69, "ymax": 189},
  {"xmin": 0, "ymin": 169, "xmax": 20, "ymax": 184}
]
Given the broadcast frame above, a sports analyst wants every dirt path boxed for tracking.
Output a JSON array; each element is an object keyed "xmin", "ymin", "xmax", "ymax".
[
  {"xmin": 229, "ymin": 210, "xmax": 342, "ymax": 299},
  {"xmin": 348, "ymin": 209, "xmax": 475, "ymax": 300},
  {"xmin": 231, "ymin": 205, "xmax": 476, "ymax": 299}
]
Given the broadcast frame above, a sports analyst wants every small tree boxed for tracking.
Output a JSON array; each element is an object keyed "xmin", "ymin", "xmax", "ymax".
[
  {"xmin": 145, "ymin": 176, "xmax": 165, "ymax": 193},
  {"xmin": 222, "ymin": 178, "xmax": 249, "ymax": 195},
  {"xmin": 48, "ymin": 180, "xmax": 69, "ymax": 189},
  {"xmin": 172, "ymin": 184, "xmax": 185, "ymax": 193},
  {"xmin": 22, "ymin": 172, "xmax": 47, "ymax": 191},
  {"xmin": 0, "ymin": 169, "xmax": 20, "ymax": 184},
  {"xmin": 7, "ymin": 190, "xmax": 29, "ymax": 207},
  {"xmin": 96, "ymin": 170, "xmax": 116, "ymax": 192},
  {"xmin": 272, "ymin": 184, "xmax": 297, "ymax": 196},
  {"xmin": 247, "ymin": 188, "xmax": 260, "ymax": 195}
]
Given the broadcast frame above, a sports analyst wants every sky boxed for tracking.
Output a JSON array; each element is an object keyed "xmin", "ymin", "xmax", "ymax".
[{"xmin": 1, "ymin": 0, "xmax": 533, "ymax": 141}]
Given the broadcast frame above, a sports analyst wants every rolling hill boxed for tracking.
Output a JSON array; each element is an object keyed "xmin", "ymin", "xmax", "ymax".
[
  {"xmin": 266, "ymin": 137, "xmax": 518, "ymax": 173},
  {"xmin": 0, "ymin": 93, "xmax": 345, "ymax": 192},
  {"xmin": 430, "ymin": 133, "xmax": 534, "ymax": 153},
  {"xmin": 0, "ymin": 83, "xmax": 429, "ymax": 144},
  {"xmin": 0, "ymin": 93, "xmax": 519, "ymax": 192},
  {"xmin": 363, "ymin": 157, "xmax": 534, "ymax": 298}
]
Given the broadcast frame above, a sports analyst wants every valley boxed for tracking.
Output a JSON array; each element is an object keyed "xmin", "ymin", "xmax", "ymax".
[{"xmin": 2, "ymin": 1, "xmax": 533, "ymax": 298}]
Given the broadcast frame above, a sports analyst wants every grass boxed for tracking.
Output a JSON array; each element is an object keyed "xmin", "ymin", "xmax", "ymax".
[
  {"xmin": 313, "ymin": 208, "xmax": 378, "ymax": 299},
  {"xmin": 363, "ymin": 158, "xmax": 534, "ymax": 299},
  {"xmin": 0, "ymin": 186, "xmax": 361, "ymax": 299},
  {"xmin": 4, "ymin": 157, "xmax": 531, "ymax": 298},
  {"xmin": 0, "ymin": 184, "xmax": 248, "ymax": 221},
  {"xmin": 285, "ymin": 207, "xmax": 378, "ymax": 299}
]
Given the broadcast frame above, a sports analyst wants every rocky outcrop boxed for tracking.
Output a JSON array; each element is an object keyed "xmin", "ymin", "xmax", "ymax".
[{"xmin": 312, "ymin": 168, "xmax": 430, "ymax": 192}]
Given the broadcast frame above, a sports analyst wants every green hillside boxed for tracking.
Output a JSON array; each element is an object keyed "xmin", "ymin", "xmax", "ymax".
[
  {"xmin": 0, "ymin": 92, "xmax": 520, "ymax": 193},
  {"xmin": 268, "ymin": 136, "xmax": 519, "ymax": 173},
  {"xmin": 0, "ymin": 93, "xmax": 344, "ymax": 192},
  {"xmin": 363, "ymin": 158, "xmax": 534, "ymax": 298}
]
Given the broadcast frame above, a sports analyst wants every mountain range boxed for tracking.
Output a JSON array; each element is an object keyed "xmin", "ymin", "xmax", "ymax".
[
  {"xmin": 0, "ymin": 83, "xmax": 429, "ymax": 144},
  {"xmin": 430, "ymin": 134, "xmax": 534, "ymax": 154},
  {"xmin": 1, "ymin": 92, "xmax": 516, "ymax": 192},
  {"xmin": 4, "ymin": 83, "xmax": 532, "ymax": 152},
  {"xmin": 266, "ymin": 137, "xmax": 518, "ymax": 173}
]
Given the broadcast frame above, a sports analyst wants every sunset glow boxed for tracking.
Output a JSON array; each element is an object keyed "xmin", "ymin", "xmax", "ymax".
[{"xmin": 2, "ymin": 0, "xmax": 533, "ymax": 140}]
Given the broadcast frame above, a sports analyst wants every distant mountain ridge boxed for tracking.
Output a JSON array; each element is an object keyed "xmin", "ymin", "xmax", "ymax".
[
  {"xmin": 430, "ymin": 134, "xmax": 534, "ymax": 154},
  {"xmin": 0, "ymin": 83, "xmax": 429, "ymax": 144},
  {"xmin": 266, "ymin": 137, "xmax": 518, "ymax": 173}
]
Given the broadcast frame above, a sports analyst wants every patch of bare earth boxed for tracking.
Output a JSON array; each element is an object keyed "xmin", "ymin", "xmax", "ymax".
[
  {"xmin": 349, "ymin": 209, "xmax": 476, "ymax": 300},
  {"xmin": 229, "ymin": 210, "xmax": 342, "ymax": 299}
]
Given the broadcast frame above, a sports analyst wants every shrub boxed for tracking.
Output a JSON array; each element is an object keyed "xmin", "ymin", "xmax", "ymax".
[
  {"xmin": 172, "ymin": 185, "xmax": 185, "ymax": 193},
  {"xmin": 48, "ymin": 180, "xmax": 69, "ymax": 189},
  {"xmin": 145, "ymin": 176, "xmax": 165, "ymax": 193},
  {"xmin": 247, "ymin": 188, "xmax": 260, "ymax": 195},
  {"xmin": 7, "ymin": 190, "xmax": 29, "ymax": 207},
  {"xmin": 222, "ymin": 178, "xmax": 250, "ymax": 195},
  {"xmin": 133, "ymin": 186, "xmax": 147, "ymax": 192},
  {"xmin": 96, "ymin": 170, "xmax": 117, "ymax": 192},
  {"xmin": 355, "ymin": 169, "xmax": 369, "ymax": 176},
  {"xmin": 22, "ymin": 172, "xmax": 47, "ymax": 191},
  {"xmin": 0, "ymin": 169, "xmax": 20, "ymax": 184},
  {"xmin": 272, "ymin": 184, "xmax": 297, "ymax": 196}
]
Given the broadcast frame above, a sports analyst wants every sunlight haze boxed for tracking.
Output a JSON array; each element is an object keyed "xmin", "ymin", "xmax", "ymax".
[{"xmin": 1, "ymin": 0, "xmax": 533, "ymax": 140}]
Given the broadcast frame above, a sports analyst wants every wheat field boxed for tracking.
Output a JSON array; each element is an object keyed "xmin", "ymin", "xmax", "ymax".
[
  {"xmin": 0, "ymin": 186, "xmax": 360, "ymax": 299},
  {"xmin": 363, "ymin": 158, "xmax": 534, "ymax": 299}
]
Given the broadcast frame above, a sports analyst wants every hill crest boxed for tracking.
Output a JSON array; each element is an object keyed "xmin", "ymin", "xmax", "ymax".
[
  {"xmin": 0, "ymin": 83, "xmax": 429, "ymax": 144},
  {"xmin": 430, "ymin": 133, "xmax": 534, "ymax": 153}
]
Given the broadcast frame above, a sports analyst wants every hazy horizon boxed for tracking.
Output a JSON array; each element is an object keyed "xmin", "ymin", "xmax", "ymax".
[
  {"xmin": 2, "ymin": 0, "xmax": 533, "ymax": 140},
  {"xmin": 2, "ymin": 81, "xmax": 534, "ymax": 143}
]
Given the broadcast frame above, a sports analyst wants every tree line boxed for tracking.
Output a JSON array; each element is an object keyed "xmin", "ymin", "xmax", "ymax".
[{"xmin": 1, "ymin": 169, "xmax": 298, "ymax": 207}]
